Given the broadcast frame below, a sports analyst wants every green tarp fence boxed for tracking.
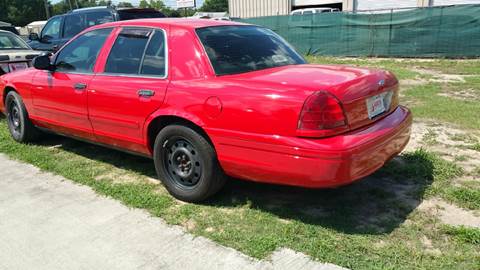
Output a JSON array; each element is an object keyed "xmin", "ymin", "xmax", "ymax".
[{"xmin": 237, "ymin": 4, "xmax": 480, "ymax": 58}]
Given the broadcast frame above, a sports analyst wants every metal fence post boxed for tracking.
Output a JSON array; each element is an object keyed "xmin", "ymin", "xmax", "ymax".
[{"xmin": 388, "ymin": 8, "xmax": 393, "ymax": 55}]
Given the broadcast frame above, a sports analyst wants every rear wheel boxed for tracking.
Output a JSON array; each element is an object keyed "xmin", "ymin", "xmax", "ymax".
[
  {"xmin": 153, "ymin": 124, "xmax": 226, "ymax": 202},
  {"xmin": 5, "ymin": 91, "xmax": 41, "ymax": 143}
]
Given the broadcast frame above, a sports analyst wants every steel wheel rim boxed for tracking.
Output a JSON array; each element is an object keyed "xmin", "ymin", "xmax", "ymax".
[
  {"xmin": 164, "ymin": 137, "xmax": 202, "ymax": 188},
  {"xmin": 7, "ymin": 100, "xmax": 21, "ymax": 135}
]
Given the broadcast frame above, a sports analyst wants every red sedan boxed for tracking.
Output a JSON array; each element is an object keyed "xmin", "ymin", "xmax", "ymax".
[{"xmin": 0, "ymin": 19, "xmax": 412, "ymax": 202}]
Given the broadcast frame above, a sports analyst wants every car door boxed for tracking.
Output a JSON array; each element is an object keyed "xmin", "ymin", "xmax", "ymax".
[
  {"xmin": 31, "ymin": 28, "xmax": 113, "ymax": 140},
  {"xmin": 88, "ymin": 27, "xmax": 168, "ymax": 154}
]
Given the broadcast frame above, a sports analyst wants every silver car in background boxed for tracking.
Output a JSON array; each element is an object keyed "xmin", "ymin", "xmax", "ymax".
[{"xmin": 0, "ymin": 30, "xmax": 41, "ymax": 75}]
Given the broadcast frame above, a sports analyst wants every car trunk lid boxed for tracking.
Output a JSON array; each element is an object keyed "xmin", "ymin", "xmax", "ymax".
[{"xmin": 223, "ymin": 64, "xmax": 400, "ymax": 135}]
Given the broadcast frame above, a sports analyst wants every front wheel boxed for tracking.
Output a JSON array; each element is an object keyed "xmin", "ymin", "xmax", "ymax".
[
  {"xmin": 5, "ymin": 91, "xmax": 41, "ymax": 143},
  {"xmin": 153, "ymin": 124, "xmax": 226, "ymax": 202}
]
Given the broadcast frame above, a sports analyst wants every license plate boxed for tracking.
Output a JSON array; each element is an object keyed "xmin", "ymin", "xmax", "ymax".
[
  {"xmin": 366, "ymin": 94, "xmax": 386, "ymax": 119},
  {"xmin": 8, "ymin": 62, "xmax": 28, "ymax": 72}
]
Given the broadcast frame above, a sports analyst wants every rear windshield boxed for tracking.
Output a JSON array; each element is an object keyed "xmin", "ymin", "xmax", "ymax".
[
  {"xmin": 0, "ymin": 32, "xmax": 30, "ymax": 50},
  {"xmin": 118, "ymin": 9, "xmax": 165, "ymax": 20},
  {"xmin": 196, "ymin": 26, "xmax": 306, "ymax": 76}
]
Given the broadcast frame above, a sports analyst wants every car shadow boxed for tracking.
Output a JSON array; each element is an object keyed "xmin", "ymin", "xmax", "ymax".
[{"xmin": 39, "ymin": 134, "xmax": 434, "ymax": 235}]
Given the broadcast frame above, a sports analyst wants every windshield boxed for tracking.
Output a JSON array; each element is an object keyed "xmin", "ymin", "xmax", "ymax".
[
  {"xmin": 196, "ymin": 26, "xmax": 306, "ymax": 76},
  {"xmin": 0, "ymin": 32, "xmax": 30, "ymax": 50}
]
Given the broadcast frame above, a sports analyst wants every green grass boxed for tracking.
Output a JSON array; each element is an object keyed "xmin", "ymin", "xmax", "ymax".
[
  {"xmin": 307, "ymin": 56, "xmax": 480, "ymax": 76},
  {"xmin": 469, "ymin": 143, "xmax": 480, "ymax": 151},
  {"xmin": 472, "ymin": 166, "xmax": 480, "ymax": 177},
  {"xmin": 0, "ymin": 119, "xmax": 479, "ymax": 269},
  {"xmin": 449, "ymin": 133, "xmax": 478, "ymax": 144},
  {"xmin": 443, "ymin": 226, "xmax": 480, "ymax": 245},
  {"xmin": 422, "ymin": 129, "xmax": 438, "ymax": 146},
  {"xmin": 404, "ymin": 84, "xmax": 480, "ymax": 130},
  {"xmin": 306, "ymin": 56, "xmax": 421, "ymax": 80},
  {"xmin": 2, "ymin": 58, "xmax": 480, "ymax": 269},
  {"xmin": 308, "ymin": 57, "xmax": 480, "ymax": 131},
  {"xmin": 444, "ymin": 188, "xmax": 480, "ymax": 210}
]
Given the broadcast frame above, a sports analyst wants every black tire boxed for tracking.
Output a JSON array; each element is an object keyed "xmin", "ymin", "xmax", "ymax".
[
  {"xmin": 5, "ymin": 91, "xmax": 41, "ymax": 143},
  {"xmin": 153, "ymin": 124, "xmax": 226, "ymax": 202}
]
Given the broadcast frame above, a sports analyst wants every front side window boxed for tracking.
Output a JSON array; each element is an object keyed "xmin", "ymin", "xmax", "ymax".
[
  {"xmin": 196, "ymin": 26, "xmax": 306, "ymax": 76},
  {"xmin": 0, "ymin": 32, "xmax": 30, "ymax": 50},
  {"xmin": 55, "ymin": 28, "xmax": 112, "ymax": 73},
  {"xmin": 42, "ymin": 16, "xmax": 62, "ymax": 39},
  {"xmin": 105, "ymin": 28, "xmax": 166, "ymax": 77}
]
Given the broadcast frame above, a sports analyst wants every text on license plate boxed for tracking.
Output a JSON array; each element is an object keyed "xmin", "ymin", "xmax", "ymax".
[
  {"xmin": 366, "ymin": 94, "xmax": 386, "ymax": 119},
  {"xmin": 8, "ymin": 62, "xmax": 28, "ymax": 72}
]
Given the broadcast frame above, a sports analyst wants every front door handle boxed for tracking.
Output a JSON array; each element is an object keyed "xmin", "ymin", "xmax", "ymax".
[
  {"xmin": 137, "ymin": 89, "xmax": 155, "ymax": 97},
  {"xmin": 74, "ymin": 83, "xmax": 87, "ymax": 90}
]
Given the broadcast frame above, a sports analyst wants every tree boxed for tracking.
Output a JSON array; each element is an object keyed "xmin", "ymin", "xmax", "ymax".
[
  {"xmin": 200, "ymin": 0, "xmax": 228, "ymax": 12},
  {"xmin": 139, "ymin": 0, "xmax": 149, "ymax": 8},
  {"xmin": 117, "ymin": 2, "xmax": 133, "ymax": 8},
  {"xmin": 139, "ymin": 0, "xmax": 165, "ymax": 9},
  {"xmin": 0, "ymin": 0, "xmax": 47, "ymax": 26},
  {"xmin": 97, "ymin": 0, "xmax": 112, "ymax": 6},
  {"xmin": 137, "ymin": 0, "xmax": 184, "ymax": 17}
]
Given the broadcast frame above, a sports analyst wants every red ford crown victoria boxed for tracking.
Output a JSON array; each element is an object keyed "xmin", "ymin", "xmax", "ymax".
[{"xmin": 0, "ymin": 19, "xmax": 412, "ymax": 202}]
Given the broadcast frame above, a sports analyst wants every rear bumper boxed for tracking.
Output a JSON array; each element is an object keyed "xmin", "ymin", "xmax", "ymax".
[{"xmin": 209, "ymin": 106, "xmax": 412, "ymax": 188}]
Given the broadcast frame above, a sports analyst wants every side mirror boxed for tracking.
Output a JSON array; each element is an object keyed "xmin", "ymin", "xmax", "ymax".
[
  {"xmin": 28, "ymin": 32, "xmax": 39, "ymax": 41},
  {"xmin": 33, "ymin": 54, "xmax": 54, "ymax": 71}
]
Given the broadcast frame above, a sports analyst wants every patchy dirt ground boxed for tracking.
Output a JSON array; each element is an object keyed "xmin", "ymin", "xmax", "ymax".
[
  {"xmin": 419, "ymin": 198, "xmax": 480, "ymax": 228},
  {"xmin": 408, "ymin": 121, "xmax": 480, "ymax": 226},
  {"xmin": 2, "ymin": 58, "xmax": 480, "ymax": 269},
  {"xmin": 406, "ymin": 121, "xmax": 480, "ymax": 173}
]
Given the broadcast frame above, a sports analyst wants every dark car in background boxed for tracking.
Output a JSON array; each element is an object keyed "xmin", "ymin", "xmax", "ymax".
[
  {"xmin": 0, "ymin": 26, "xmax": 20, "ymax": 35},
  {"xmin": 28, "ymin": 6, "xmax": 165, "ymax": 52}
]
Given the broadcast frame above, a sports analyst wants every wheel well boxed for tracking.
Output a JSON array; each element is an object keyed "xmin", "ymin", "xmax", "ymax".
[
  {"xmin": 3, "ymin": 86, "xmax": 16, "ymax": 106},
  {"xmin": 147, "ymin": 116, "xmax": 214, "ymax": 152}
]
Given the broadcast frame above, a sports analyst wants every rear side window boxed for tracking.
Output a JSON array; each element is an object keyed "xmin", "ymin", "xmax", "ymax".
[
  {"xmin": 64, "ymin": 12, "xmax": 114, "ymax": 38},
  {"xmin": 140, "ymin": 31, "xmax": 166, "ymax": 77},
  {"xmin": 86, "ymin": 11, "xmax": 114, "ymax": 27},
  {"xmin": 105, "ymin": 28, "xmax": 166, "ymax": 77},
  {"xmin": 55, "ymin": 28, "xmax": 112, "ymax": 73},
  {"xmin": 64, "ymin": 14, "xmax": 85, "ymax": 38}
]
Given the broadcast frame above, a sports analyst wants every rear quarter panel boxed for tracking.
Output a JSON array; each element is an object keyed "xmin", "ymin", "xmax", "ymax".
[
  {"xmin": 0, "ymin": 68, "xmax": 37, "ymax": 114},
  {"xmin": 144, "ymin": 25, "xmax": 308, "ymax": 152}
]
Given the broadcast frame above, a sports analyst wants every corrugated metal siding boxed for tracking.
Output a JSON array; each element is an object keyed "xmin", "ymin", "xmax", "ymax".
[
  {"xmin": 229, "ymin": 0, "xmax": 292, "ymax": 18},
  {"xmin": 293, "ymin": 0, "xmax": 342, "ymax": 6}
]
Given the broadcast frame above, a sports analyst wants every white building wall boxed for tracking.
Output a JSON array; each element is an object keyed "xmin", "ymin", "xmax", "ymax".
[
  {"xmin": 357, "ymin": 0, "xmax": 480, "ymax": 10},
  {"xmin": 435, "ymin": 0, "xmax": 480, "ymax": 5},
  {"xmin": 293, "ymin": 0, "xmax": 342, "ymax": 6},
  {"xmin": 229, "ymin": 0, "xmax": 293, "ymax": 18},
  {"xmin": 229, "ymin": 0, "xmax": 480, "ymax": 18}
]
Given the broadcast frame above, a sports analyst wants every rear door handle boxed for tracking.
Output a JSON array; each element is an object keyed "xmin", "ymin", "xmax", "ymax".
[
  {"xmin": 74, "ymin": 83, "xmax": 87, "ymax": 90},
  {"xmin": 137, "ymin": 89, "xmax": 155, "ymax": 97}
]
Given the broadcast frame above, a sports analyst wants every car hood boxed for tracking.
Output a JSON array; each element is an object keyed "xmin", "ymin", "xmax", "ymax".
[
  {"xmin": 0, "ymin": 49, "xmax": 42, "ymax": 62},
  {"xmin": 221, "ymin": 64, "xmax": 398, "ymax": 102}
]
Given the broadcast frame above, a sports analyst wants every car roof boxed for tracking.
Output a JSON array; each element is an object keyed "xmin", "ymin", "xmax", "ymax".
[
  {"xmin": 0, "ymin": 30, "xmax": 14, "ymax": 34},
  {"xmin": 70, "ymin": 6, "xmax": 112, "ymax": 13},
  {"xmin": 91, "ymin": 18, "xmax": 248, "ymax": 30}
]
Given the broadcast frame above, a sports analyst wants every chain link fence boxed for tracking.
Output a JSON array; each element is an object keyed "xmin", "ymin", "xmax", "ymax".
[{"xmin": 237, "ymin": 4, "xmax": 480, "ymax": 58}]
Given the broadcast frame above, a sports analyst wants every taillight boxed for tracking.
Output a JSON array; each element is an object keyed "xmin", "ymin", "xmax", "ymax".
[{"xmin": 297, "ymin": 91, "xmax": 348, "ymax": 138}]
